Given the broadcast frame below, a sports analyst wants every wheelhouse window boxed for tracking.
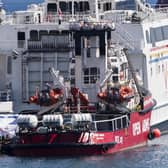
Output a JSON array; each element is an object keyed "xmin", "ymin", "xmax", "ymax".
[
  {"xmin": 84, "ymin": 67, "xmax": 100, "ymax": 84},
  {"xmin": 59, "ymin": 2, "xmax": 67, "ymax": 13},
  {"xmin": 79, "ymin": 1, "xmax": 90, "ymax": 12},
  {"xmin": 103, "ymin": 2, "xmax": 112, "ymax": 11},
  {"xmin": 39, "ymin": 30, "xmax": 48, "ymax": 40},
  {"xmin": 58, "ymin": 1, "xmax": 89, "ymax": 14},
  {"xmin": 47, "ymin": 3, "xmax": 57, "ymax": 12},
  {"xmin": 155, "ymin": 27, "xmax": 164, "ymax": 42},
  {"xmin": 17, "ymin": 32, "xmax": 25, "ymax": 48},
  {"xmin": 98, "ymin": 3, "xmax": 101, "ymax": 9},
  {"xmin": 30, "ymin": 30, "xmax": 39, "ymax": 41},
  {"xmin": 25, "ymin": 16, "xmax": 30, "ymax": 23}
]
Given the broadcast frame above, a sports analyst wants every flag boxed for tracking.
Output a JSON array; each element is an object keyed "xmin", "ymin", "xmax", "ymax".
[{"xmin": 58, "ymin": 7, "xmax": 62, "ymax": 17}]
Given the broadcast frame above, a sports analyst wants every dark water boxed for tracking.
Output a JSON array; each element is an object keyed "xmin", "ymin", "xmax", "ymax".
[{"xmin": 0, "ymin": 134, "xmax": 167, "ymax": 168}]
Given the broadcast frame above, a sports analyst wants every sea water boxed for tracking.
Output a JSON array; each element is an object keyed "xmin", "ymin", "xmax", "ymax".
[{"xmin": 0, "ymin": 134, "xmax": 167, "ymax": 168}]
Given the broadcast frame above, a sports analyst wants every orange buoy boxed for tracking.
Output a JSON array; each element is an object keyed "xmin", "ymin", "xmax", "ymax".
[
  {"xmin": 148, "ymin": 128, "xmax": 161, "ymax": 140},
  {"xmin": 153, "ymin": 128, "xmax": 161, "ymax": 138}
]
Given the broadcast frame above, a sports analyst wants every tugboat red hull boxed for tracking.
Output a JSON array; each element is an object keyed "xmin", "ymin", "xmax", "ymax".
[{"xmin": 2, "ymin": 110, "xmax": 153, "ymax": 156}]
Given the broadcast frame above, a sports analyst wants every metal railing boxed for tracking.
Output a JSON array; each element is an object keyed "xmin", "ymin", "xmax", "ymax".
[
  {"xmin": 92, "ymin": 114, "xmax": 129, "ymax": 131},
  {"xmin": 44, "ymin": 13, "xmax": 91, "ymax": 23},
  {"xmin": 27, "ymin": 39, "xmax": 73, "ymax": 51}
]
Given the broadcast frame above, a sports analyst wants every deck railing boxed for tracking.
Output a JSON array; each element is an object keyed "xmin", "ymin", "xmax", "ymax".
[
  {"xmin": 92, "ymin": 114, "xmax": 129, "ymax": 131},
  {"xmin": 27, "ymin": 39, "xmax": 73, "ymax": 51}
]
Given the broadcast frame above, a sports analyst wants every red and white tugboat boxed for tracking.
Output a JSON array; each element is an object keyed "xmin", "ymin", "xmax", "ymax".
[{"xmin": 1, "ymin": 48, "xmax": 160, "ymax": 156}]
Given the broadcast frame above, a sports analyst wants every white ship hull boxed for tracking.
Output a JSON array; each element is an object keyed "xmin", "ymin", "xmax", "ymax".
[{"xmin": 151, "ymin": 103, "xmax": 168, "ymax": 126}]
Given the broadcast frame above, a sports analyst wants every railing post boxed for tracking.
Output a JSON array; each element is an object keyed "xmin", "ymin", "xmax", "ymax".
[
  {"xmin": 94, "ymin": 121, "xmax": 97, "ymax": 131},
  {"xmin": 121, "ymin": 117, "xmax": 123, "ymax": 129},
  {"xmin": 112, "ymin": 120, "xmax": 114, "ymax": 131}
]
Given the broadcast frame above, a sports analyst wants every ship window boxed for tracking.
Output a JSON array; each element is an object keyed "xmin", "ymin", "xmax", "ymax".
[
  {"xmin": 70, "ymin": 78, "xmax": 75, "ymax": 85},
  {"xmin": 79, "ymin": 1, "xmax": 90, "ymax": 12},
  {"xmin": 70, "ymin": 68, "xmax": 75, "ymax": 76},
  {"xmin": 59, "ymin": 2, "xmax": 67, "ymax": 12},
  {"xmin": 17, "ymin": 32, "xmax": 25, "ymax": 48},
  {"xmin": 74, "ymin": 2, "xmax": 79, "ymax": 12},
  {"xmin": 30, "ymin": 30, "xmax": 38, "ymax": 41},
  {"xmin": 7, "ymin": 56, "xmax": 12, "ymax": 74},
  {"xmin": 49, "ymin": 30, "xmax": 59, "ymax": 35},
  {"xmin": 116, "ymin": 0, "xmax": 136, "ymax": 10},
  {"xmin": 39, "ymin": 30, "xmax": 48, "ymax": 40},
  {"xmin": 47, "ymin": 3, "xmax": 57, "ymax": 12},
  {"xmin": 162, "ymin": 26, "xmax": 168, "ymax": 40},
  {"xmin": 112, "ymin": 76, "xmax": 119, "ymax": 83},
  {"xmin": 111, "ymin": 58, "xmax": 117, "ymax": 62},
  {"xmin": 71, "ymin": 58, "xmax": 76, "ymax": 63},
  {"xmin": 18, "ymin": 32, "xmax": 25, "ymax": 40},
  {"xmin": 145, "ymin": 30, "xmax": 150, "ymax": 43},
  {"xmin": 25, "ymin": 16, "xmax": 30, "ymax": 23},
  {"xmin": 84, "ymin": 67, "xmax": 100, "ymax": 84},
  {"xmin": 103, "ymin": 3, "xmax": 112, "ymax": 11},
  {"xmin": 155, "ymin": 27, "xmax": 163, "ymax": 42},
  {"xmin": 87, "ymin": 48, "xmax": 91, "ymax": 58},
  {"xmin": 98, "ymin": 3, "xmax": 101, "ymax": 9}
]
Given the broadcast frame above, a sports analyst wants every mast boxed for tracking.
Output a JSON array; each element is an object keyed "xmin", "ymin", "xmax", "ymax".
[
  {"xmin": 95, "ymin": 0, "xmax": 99, "ymax": 21},
  {"xmin": 72, "ymin": 0, "xmax": 74, "ymax": 19}
]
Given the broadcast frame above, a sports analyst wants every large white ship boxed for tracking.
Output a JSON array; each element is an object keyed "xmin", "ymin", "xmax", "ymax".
[{"xmin": 0, "ymin": 0, "xmax": 167, "ymax": 131}]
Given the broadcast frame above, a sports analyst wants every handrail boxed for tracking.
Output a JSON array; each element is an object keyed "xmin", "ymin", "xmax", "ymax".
[{"xmin": 92, "ymin": 114, "xmax": 129, "ymax": 131}]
